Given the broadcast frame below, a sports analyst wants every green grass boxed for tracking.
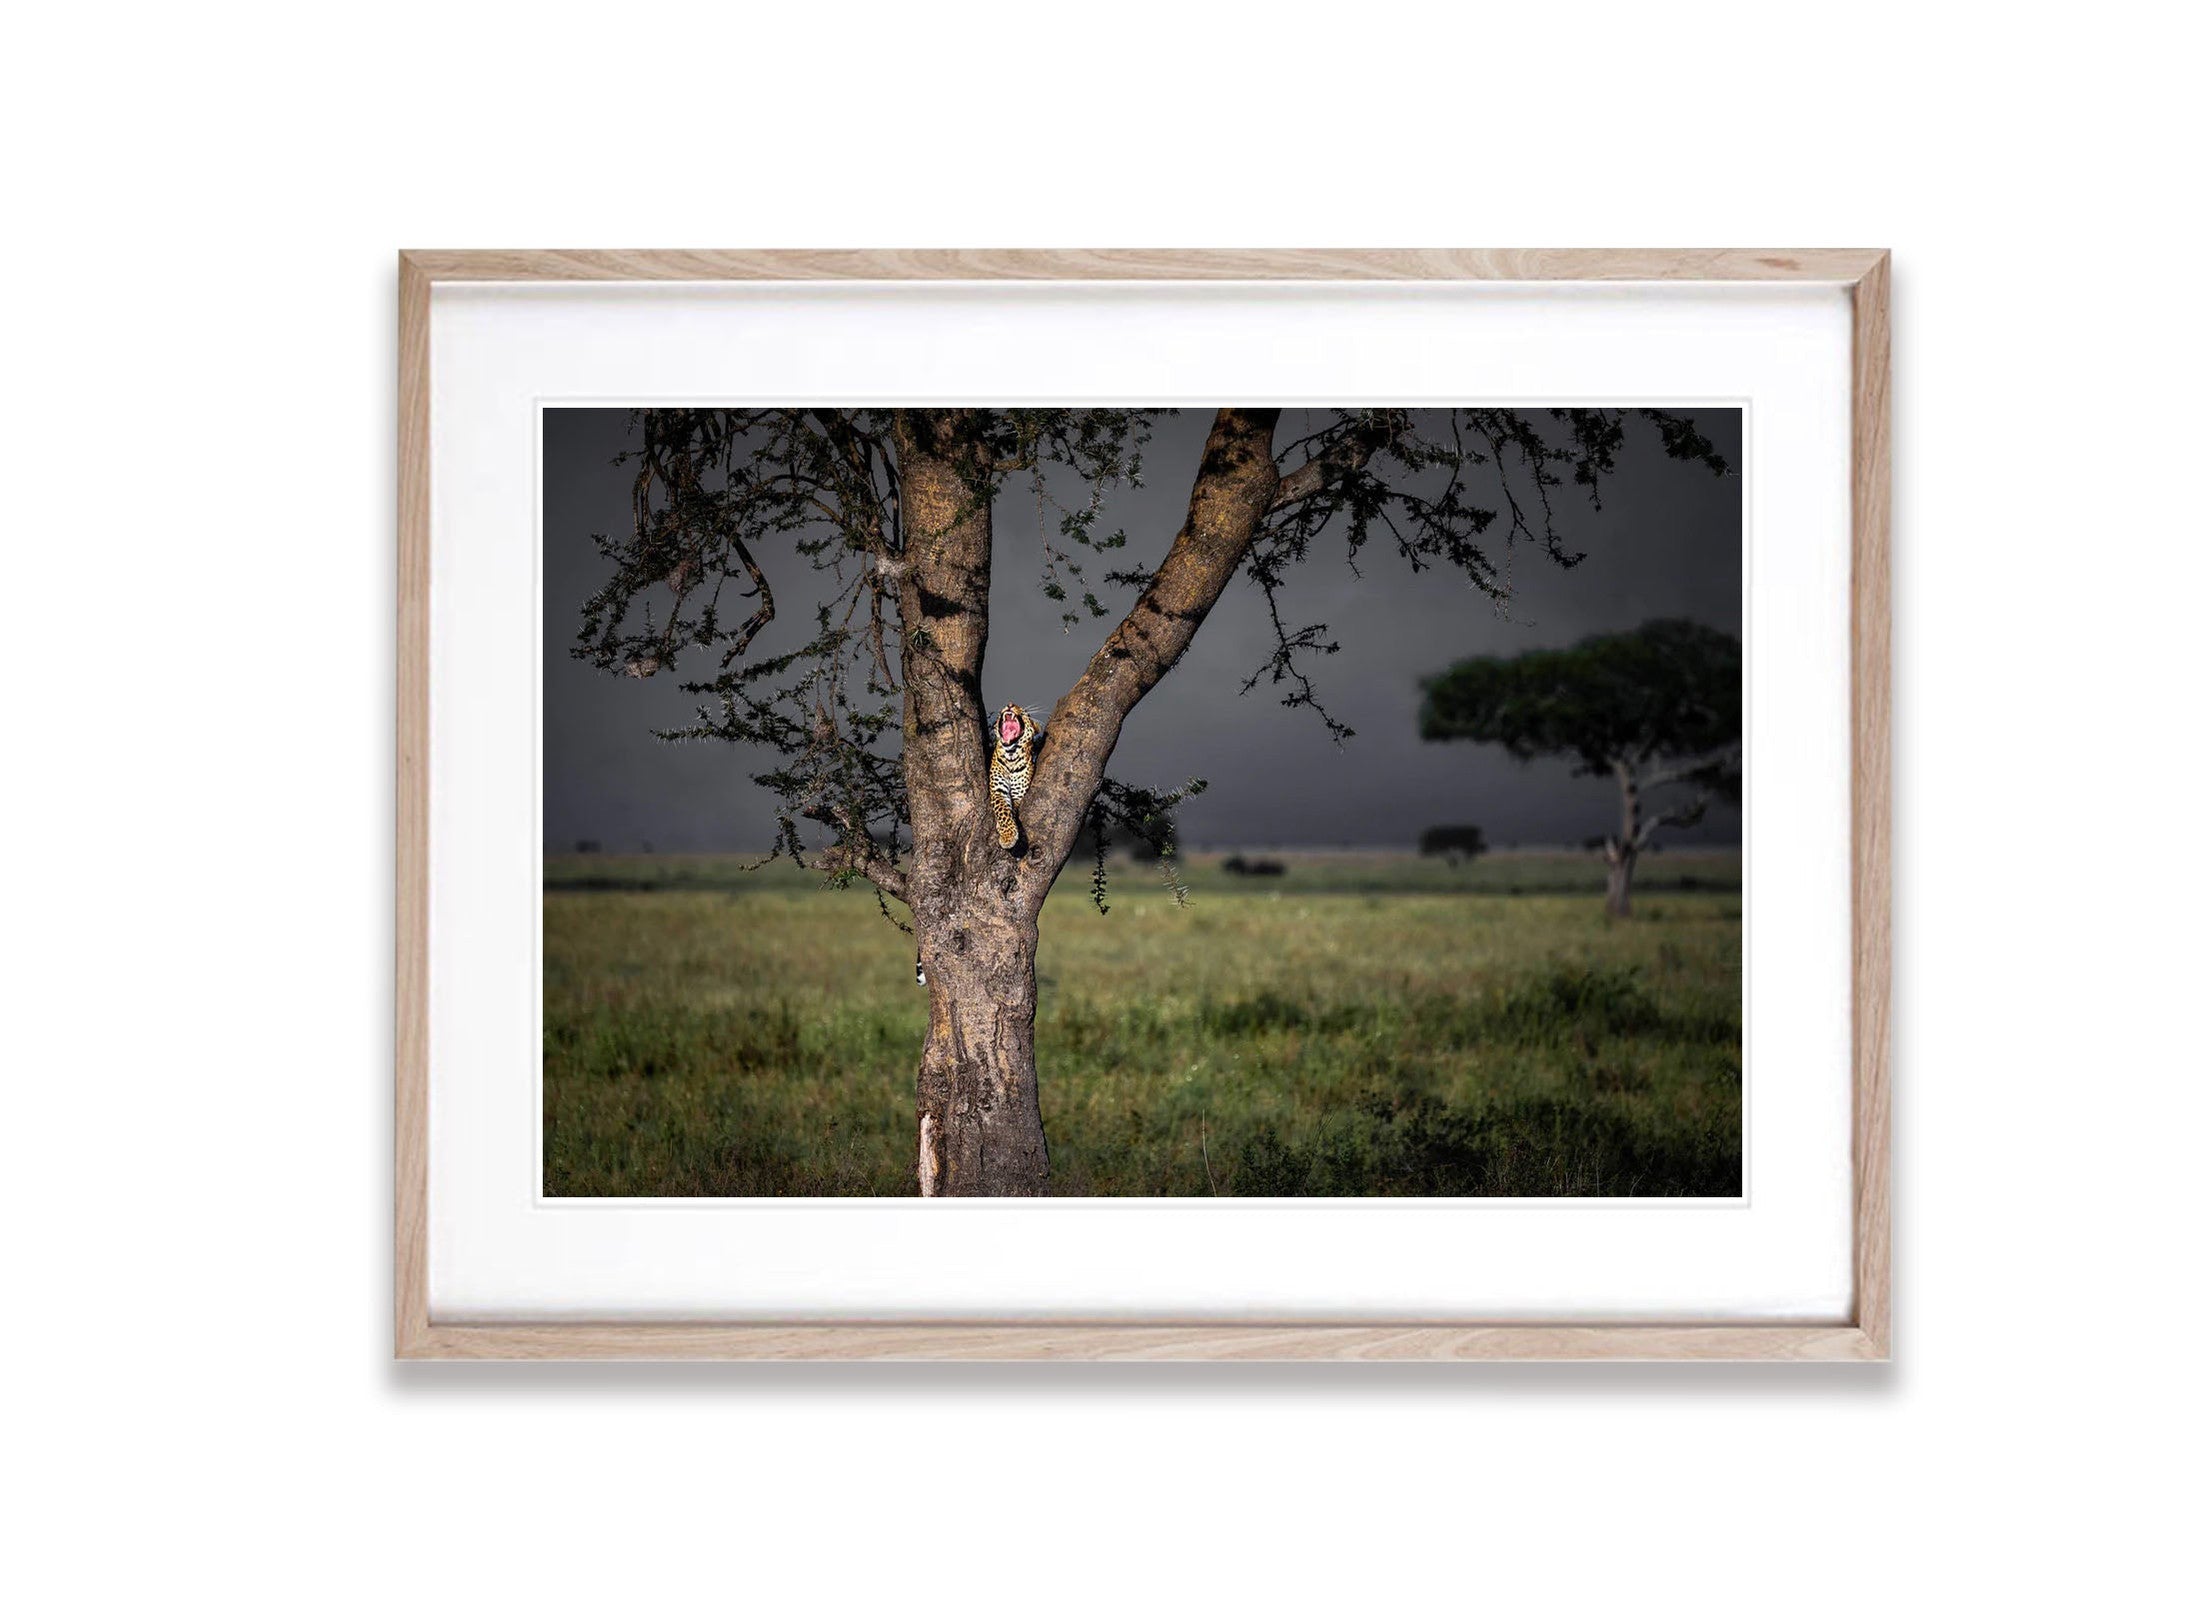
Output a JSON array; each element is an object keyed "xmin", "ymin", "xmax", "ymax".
[{"xmin": 544, "ymin": 849, "xmax": 1742, "ymax": 1198}]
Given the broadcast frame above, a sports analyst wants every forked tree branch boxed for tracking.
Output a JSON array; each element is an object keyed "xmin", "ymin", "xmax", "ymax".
[{"xmin": 1016, "ymin": 409, "xmax": 1285, "ymax": 882}]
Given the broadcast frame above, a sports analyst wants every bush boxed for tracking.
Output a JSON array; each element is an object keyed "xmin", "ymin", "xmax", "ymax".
[
  {"xmin": 1221, "ymin": 855, "xmax": 1287, "ymax": 877},
  {"xmin": 1474, "ymin": 964, "xmax": 1664, "ymax": 1043},
  {"xmin": 1419, "ymin": 824, "xmax": 1487, "ymax": 866},
  {"xmin": 1229, "ymin": 1089, "xmax": 1741, "ymax": 1198}
]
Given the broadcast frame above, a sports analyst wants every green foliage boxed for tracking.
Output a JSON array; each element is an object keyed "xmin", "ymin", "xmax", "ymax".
[
  {"xmin": 1079, "ymin": 775, "xmax": 1205, "ymax": 913},
  {"xmin": 1421, "ymin": 616, "xmax": 1740, "ymax": 875},
  {"xmin": 1420, "ymin": 618, "xmax": 1741, "ymax": 774}
]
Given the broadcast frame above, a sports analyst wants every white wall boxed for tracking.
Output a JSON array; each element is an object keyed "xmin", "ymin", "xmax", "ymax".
[{"xmin": 6, "ymin": 3, "xmax": 2190, "ymax": 1593}]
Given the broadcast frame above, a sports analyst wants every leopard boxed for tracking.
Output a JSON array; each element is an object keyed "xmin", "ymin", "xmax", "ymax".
[{"xmin": 989, "ymin": 702, "xmax": 1036, "ymax": 849}]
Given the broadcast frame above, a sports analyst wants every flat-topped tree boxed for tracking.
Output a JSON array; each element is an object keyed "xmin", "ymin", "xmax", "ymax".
[
  {"xmin": 1419, "ymin": 824, "xmax": 1488, "ymax": 868},
  {"xmin": 576, "ymin": 408, "xmax": 1729, "ymax": 1194},
  {"xmin": 1418, "ymin": 619, "xmax": 1741, "ymax": 917}
]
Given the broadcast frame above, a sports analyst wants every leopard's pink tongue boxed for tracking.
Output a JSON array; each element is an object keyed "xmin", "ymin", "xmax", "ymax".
[{"xmin": 1002, "ymin": 717, "xmax": 1021, "ymax": 741}]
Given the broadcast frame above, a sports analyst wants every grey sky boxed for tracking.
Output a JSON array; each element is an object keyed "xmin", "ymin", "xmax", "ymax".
[{"xmin": 544, "ymin": 408, "xmax": 1742, "ymax": 852}]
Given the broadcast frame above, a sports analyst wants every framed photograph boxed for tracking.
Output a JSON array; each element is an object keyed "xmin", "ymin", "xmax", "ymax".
[{"xmin": 397, "ymin": 249, "xmax": 1889, "ymax": 1359}]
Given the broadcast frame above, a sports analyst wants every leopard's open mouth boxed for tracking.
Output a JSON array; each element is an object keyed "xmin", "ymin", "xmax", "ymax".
[{"xmin": 1000, "ymin": 714, "xmax": 1022, "ymax": 742}]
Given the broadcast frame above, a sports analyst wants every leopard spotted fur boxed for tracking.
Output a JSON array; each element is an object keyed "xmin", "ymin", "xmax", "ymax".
[{"xmin": 989, "ymin": 702, "xmax": 1034, "ymax": 848}]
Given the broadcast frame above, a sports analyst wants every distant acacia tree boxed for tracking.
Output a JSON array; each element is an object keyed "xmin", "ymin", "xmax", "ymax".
[
  {"xmin": 576, "ymin": 408, "xmax": 1726, "ymax": 1194},
  {"xmin": 1419, "ymin": 824, "xmax": 1488, "ymax": 867},
  {"xmin": 1419, "ymin": 619, "xmax": 1739, "ymax": 917}
]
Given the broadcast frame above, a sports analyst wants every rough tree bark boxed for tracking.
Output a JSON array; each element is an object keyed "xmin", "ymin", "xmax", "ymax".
[{"xmin": 899, "ymin": 409, "xmax": 1285, "ymax": 1195}]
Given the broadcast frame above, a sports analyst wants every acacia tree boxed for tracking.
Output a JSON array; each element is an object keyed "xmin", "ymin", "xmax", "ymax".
[
  {"xmin": 576, "ymin": 407, "xmax": 1727, "ymax": 1194},
  {"xmin": 1419, "ymin": 824, "xmax": 1488, "ymax": 868},
  {"xmin": 1418, "ymin": 619, "xmax": 1741, "ymax": 918}
]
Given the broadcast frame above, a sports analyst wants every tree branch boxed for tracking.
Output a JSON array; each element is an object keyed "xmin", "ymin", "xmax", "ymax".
[
  {"xmin": 810, "ymin": 829, "xmax": 911, "ymax": 900},
  {"xmin": 1638, "ymin": 752, "xmax": 1731, "ymax": 793},
  {"xmin": 795, "ymin": 763, "xmax": 912, "ymax": 900},
  {"xmin": 1266, "ymin": 414, "xmax": 1393, "ymax": 512},
  {"xmin": 1637, "ymin": 796, "xmax": 1710, "ymax": 848},
  {"xmin": 892, "ymin": 410, "xmax": 998, "ymax": 859},
  {"xmin": 1018, "ymin": 409, "xmax": 1285, "ymax": 884}
]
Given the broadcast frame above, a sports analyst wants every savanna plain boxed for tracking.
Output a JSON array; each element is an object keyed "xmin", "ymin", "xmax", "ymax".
[{"xmin": 544, "ymin": 849, "xmax": 1743, "ymax": 1198}]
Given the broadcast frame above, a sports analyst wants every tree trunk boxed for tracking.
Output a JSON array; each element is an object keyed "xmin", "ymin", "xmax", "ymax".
[
  {"xmin": 891, "ymin": 411, "xmax": 1058, "ymax": 1196},
  {"xmin": 1607, "ymin": 758, "xmax": 1641, "ymax": 918},
  {"xmin": 1604, "ymin": 849, "xmax": 1636, "ymax": 918},
  {"xmin": 913, "ymin": 906, "xmax": 1046, "ymax": 1196},
  {"xmin": 891, "ymin": 408, "xmax": 1290, "ymax": 1197}
]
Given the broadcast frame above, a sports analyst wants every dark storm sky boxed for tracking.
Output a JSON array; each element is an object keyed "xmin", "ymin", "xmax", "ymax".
[{"xmin": 544, "ymin": 408, "xmax": 1742, "ymax": 852}]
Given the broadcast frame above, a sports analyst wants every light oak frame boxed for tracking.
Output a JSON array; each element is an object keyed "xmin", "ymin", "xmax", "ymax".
[{"xmin": 397, "ymin": 249, "xmax": 1891, "ymax": 1360}]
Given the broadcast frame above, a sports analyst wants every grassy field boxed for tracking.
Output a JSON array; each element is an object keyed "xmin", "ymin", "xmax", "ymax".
[{"xmin": 544, "ymin": 849, "xmax": 1742, "ymax": 1198}]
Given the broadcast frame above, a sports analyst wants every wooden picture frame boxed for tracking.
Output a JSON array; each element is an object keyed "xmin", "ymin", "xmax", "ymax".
[{"xmin": 397, "ymin": 249, "xmax": 1890, "ymax": 1360}]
